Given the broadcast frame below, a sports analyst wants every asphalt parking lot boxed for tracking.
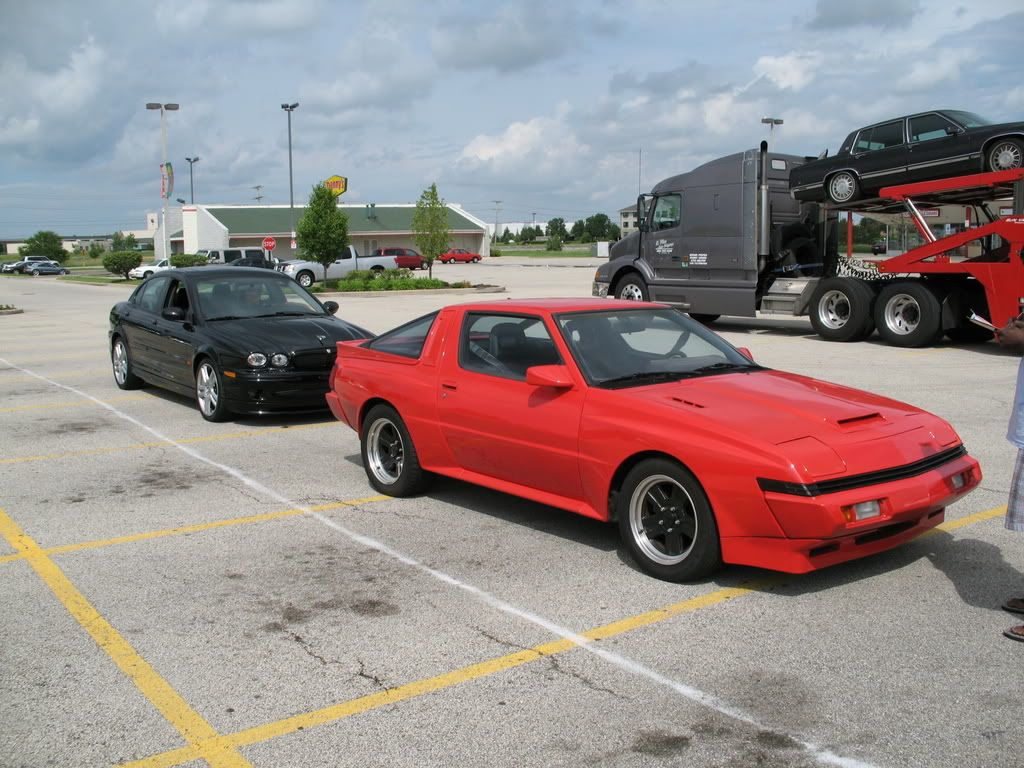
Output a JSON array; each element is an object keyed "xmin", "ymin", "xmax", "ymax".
[{"xmin": 1, "ymin": 261, "xmax": 1021, "ymax": 768}]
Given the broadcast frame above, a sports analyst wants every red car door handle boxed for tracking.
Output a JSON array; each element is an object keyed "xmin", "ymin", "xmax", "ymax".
[{"xmin": 441, "ymin": 382, "xmax": 458, "ymax": 391}]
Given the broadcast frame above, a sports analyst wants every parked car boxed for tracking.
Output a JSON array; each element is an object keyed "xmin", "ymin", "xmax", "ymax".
[
  {"xmin": 197, "ymin": 248, "xmax": 265, "ymax": 264},
  {"xmin": 789, "ymin": 109, "xmax": 1024, "ymax": 204},
  {"xmin": 326, "ymin": 299, "xmax": 980, "ymax": 581},
  {"xmin": 231, "ymin": 255, "xmax": 279, "ymax": 269},
  {"xmin": 128, "ymin": 259, "xmax": 171, "ymax": 280},
  {"xmin": 26, "ymin": 261, "xmax": 69, "ymax": 276},
  {"xmin": 108, "ymin": 267, "xmax": 372, "ymax": 421},
  {"xmin": 439, "ymin": 248, "xmax": 481, "ymax": 264},
  {"xmin": 3, "ymin": 255, "xmax": 60, "ymax": 274},
  {"xmin": 1, "ymin": 260, "xmax": 27, "ymax": 274},
  {"xmin": 375, "ymin": 247, "xmax": 426, "ymax": 270},
  {"xmin": 871, "ymin": 242, "xmax": 887, "ymax": 255},
  {"xmin": 278, "ymin": 246, "xmax": 397, "ymax": 287}
]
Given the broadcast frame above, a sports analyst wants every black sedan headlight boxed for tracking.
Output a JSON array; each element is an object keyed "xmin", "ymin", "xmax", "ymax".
[
  {"xmin": 270, "ymin": 353, "xmax": 289, "ymax": 367},
  {"xmin": 247, "ymin": 352, "xmax": 268, "ymax": 367}
]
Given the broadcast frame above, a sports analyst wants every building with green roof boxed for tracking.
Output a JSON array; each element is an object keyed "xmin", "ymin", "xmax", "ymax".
[{"xmin": 173, "ymin": 203, "xmax": 489, "ymax": 260}]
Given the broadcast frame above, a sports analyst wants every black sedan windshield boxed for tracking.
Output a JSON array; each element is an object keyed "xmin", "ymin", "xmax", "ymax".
[
  {"xmin": 557, "ymin": 308, "xmax": 759, "ymax": 387},
  {"xmin": 197, "ymin": 275, "xmax": 325, "ymax": 320},
  {"xmin": 944, "ymin": 110, "xmax": 991, "ymax": 128}
]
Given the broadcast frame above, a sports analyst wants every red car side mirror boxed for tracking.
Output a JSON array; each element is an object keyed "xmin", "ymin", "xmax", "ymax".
[
  {"xmin": 737, "ymin": 347, "xmax": 754, "ymax": 362},
  {"xmin": 525, "ymin": 365, "xmax": 574, "ymax": 389}
]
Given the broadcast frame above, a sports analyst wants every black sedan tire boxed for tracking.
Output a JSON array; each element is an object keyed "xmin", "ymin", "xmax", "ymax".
[
  {"xmin": 195, "ymin": 358, "xmax": 230, "ymax": 422},
  {"xmin": 987, "ymin": 139, "xmax": 1024, "ymax": 172},
  {"xmin": 111, "ymin": 336, "xmax": 144, "ymax": 390},
  {"xmin": 615, "ymin": 274, "xmax": 649, "ymax": 302},
  {"xmin": 360, "ymin": 404, "xmax": 430, "ymax": 496},
  {"xmin": 874, "ymin": 281, "xmax": 943, "ymax": 348},
  {"xmin": 617, "ymin": 458, "xmax": 721, "ymax": 582},
  {"xmin": 809, "ymin": 277, "xmax": 875, "ymax": 342},
  {"xmin": 826, "ymin": 171, "xmax": 860, "ymax": 204},
  {"xmin": 689, "ymin": 313, "xmax": 720, "ymax": 324}
]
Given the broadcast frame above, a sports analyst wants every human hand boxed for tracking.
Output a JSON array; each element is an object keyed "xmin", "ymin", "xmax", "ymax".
[{"xmin": 995, "ymin": 315, "xmax": 1024, "ymax": 353}]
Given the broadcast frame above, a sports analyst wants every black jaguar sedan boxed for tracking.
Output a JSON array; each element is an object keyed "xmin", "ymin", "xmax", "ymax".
[
  {"xmin": 790, "ymin": 109, "xmax": 1024, "ymax": 204},
  {"xmin": 108, "ymin": 267, "xmax": 372, "ymax": 421}
]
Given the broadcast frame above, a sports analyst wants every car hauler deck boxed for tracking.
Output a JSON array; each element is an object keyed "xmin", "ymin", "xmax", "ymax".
[{"xmin": 594, "ymin": 143, "xmax": 1024, "ymax": 347}]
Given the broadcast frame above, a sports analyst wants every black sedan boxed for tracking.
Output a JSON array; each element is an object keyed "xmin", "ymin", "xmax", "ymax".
[
  {"xmin": 790, "ymin": 109, "xmax": 1024, "ymax": 204},
  {"xmin": 108, "ymin": 267, "xmax": 372, "ymax": 421}
]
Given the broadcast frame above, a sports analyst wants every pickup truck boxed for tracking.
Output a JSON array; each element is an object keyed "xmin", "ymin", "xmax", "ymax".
[{"xmin": 277, "ymin": 246, "xmax": 397, "ymax": 287}]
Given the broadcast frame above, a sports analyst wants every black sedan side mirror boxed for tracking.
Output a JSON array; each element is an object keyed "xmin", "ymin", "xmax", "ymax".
[
  {"xmin": 162, "ymin": 307, "xmax": 185, "ymax": 321},
  {"xmin": 322, "ymin": 300, "xmax": 339, "ymax": 315}
]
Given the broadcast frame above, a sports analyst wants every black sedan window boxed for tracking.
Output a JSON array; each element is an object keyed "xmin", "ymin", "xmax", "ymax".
[
  {"xmin": 196, "ymin": 276, "xmax": 325, "ymax": 320},
  {"xmin": 910, "ymin": 114, "xmax": 956, "ymax": 143},
  {"xmin": 135, "ymin": 277, "xmax": 171, "ymax": 313},
  {"xmin": 855, "ymin": 121, "xmax": 904, "ymax": 152}
]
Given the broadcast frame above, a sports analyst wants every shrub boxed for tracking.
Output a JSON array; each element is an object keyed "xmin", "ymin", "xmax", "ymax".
[
  {"xmin": 545, "ymin": 235, "xmax": 563, "ymax": 252},
  {"xmin": 170, "ymin": 253, "xmax": 207, "ymax": 268},
  {"xmin": 87, "ymin": 242, "xmax": 105, "ymax": 259},
  {"xmin": 490, "ymin": 247, "xmax": 502, "ymax": 257},
  {"xmin": 103, "ymin": 251, "xmax": 142, "ymax": 279}
]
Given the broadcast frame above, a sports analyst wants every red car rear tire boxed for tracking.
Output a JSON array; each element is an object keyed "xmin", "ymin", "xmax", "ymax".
[{"xmin": 360, "ymin": 404, "xmax": 430, "ymax": 496}]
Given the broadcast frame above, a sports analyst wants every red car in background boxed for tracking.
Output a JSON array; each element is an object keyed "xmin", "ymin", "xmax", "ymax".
[
  {"xmin": 326, "ymin": 299, "xmax": 980, "ymax": 581},
  {"xmin": 439, "ymin": 248, "xmax": 481, "ymax": 264},
  {"xmin": 375, "ymin": 247, "xmax": 426, "ymax": 270}
]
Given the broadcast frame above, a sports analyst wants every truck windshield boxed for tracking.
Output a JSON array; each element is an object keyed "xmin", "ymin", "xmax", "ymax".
[{"xmin": 556, "ymin": 308, "xmax": 760, "ymax": 388}]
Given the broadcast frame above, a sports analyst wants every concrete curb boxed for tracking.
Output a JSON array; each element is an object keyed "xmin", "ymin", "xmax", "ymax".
[
  {"xmin": 316, "ymin": 286, "xmax": 506, "ymax": 298},
  {"xmin": 0, "ymin": 308, "xmax": 25, "ymax": 315}
]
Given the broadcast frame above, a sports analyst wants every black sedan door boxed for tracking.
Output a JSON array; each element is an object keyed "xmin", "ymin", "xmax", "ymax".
[
  {"xmin": 850, "ymin": 119, "xmax": 908, "ymax": 192},
  {"xmin": 906, "ymin": 113, "xmax": 974, "ymax": 181},
  {"xmin": 149, "ymin": 277, "xmax": 200, "ymax": 393},
  {"xmin": 121, "ymin": 276, "xmax": 173, "ymax": 378}
]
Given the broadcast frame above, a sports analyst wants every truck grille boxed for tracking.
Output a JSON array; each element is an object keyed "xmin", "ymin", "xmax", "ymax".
[{"xmin": 291, "ymin": 347, "xmax": 335, "ymax": 371}]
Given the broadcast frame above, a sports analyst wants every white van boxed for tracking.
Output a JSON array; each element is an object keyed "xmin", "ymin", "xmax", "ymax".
[{"xmin": 198, "ymin": 247, "xmax": 265, "ymax": 264}]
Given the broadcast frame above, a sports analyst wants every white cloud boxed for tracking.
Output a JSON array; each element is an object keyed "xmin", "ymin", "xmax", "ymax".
[
  {"xmin": 754, "ymin": 52, "xmax": 823, "ymax": 91},
  {"xmin": 896, "ymin": 48, "xmax": 975, "ymax": 89},
  {"xmin": 458, "ymin": 110, "xmax": 589, "ymax": 175}
]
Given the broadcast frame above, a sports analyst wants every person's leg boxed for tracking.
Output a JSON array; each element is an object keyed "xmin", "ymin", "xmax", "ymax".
[{"xmin": 1004, "ymin": 449, "xmax": 1024, "ymax": 641}]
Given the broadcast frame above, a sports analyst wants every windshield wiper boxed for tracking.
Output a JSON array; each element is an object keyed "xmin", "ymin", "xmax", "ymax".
[
  {"xmin": 252, "ymin": 311, "xmax": 315, "ymax": 318},
  {"xmin": 691, "ymin": 362, "xmax": 761, "ymax": 374},
  {"xmin": 596, "ymin": 371, "xmax": 697, "ymax": 388},
  {"xmin": 205, "ymin": 315, "xmax": 244, "ymax": 321}
]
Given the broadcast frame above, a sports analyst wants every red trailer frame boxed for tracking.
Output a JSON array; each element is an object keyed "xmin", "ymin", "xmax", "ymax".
[{"xmin": 872, "ymin": 169, "xmax": 1024, "ymax": 326}]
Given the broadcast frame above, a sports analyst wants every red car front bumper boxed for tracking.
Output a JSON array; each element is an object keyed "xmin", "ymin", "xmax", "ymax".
[{"xmin": 721, "ymin": 454, "xmax": 981, "ymax": 573}]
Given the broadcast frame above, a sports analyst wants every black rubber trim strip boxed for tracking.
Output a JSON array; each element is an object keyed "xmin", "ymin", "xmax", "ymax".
[{"xmin": 757, "ymin": 445, "xmax": 968, "ymax": 497}]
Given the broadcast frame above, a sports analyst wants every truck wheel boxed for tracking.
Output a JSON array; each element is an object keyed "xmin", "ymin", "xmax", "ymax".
[
  {"xmin": 826, "ymin": 171, "xmax": 860, "ymax": 204},
  {"xmin": 986, "ymin": 139, "xmax": 1023, "ymax": 172},
  {"xmin": 809, "ymin": 277, "xmax": 875, "ymax": 342},
  {"xmin": 296, "ymin": 271, "xmax": 314, "ymax": 288},
  {"xmin": 874, "ymin": 281, "xmax": 943, "ymax": 347},
  {"xmin": 615, "ymin": 274, "xmax": 649, "ymax": 302}
]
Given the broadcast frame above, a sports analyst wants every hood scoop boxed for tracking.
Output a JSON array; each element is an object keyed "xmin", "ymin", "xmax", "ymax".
[
  {"xmin": 670, "ymin": 396, "xmax": 705, "ymax": 409},
  {"xmin": 836, "ymin": 412, "xmax": 884, "ymax": 428}
]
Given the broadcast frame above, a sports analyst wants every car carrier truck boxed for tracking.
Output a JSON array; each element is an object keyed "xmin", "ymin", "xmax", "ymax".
[{"xmin": 593, "ymin": 142, "xmax": 1024, "ymax": 347}]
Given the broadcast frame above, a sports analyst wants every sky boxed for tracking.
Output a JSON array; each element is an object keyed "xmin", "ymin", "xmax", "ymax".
[{"xmin": 1, "ymin": 0, "xmax": 1023, "ymax": 239}]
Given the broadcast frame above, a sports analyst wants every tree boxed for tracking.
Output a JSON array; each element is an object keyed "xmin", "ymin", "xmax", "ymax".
[
  {"xmin": 569, "ymin": 220, "xmax": 585, "ymax": 240},
  {"xmin": 296, "ymin": 184, "xmax": 349, "ymax": 283},
  {"xmin": 21, "ymin": 231, "xmax": 66, "ymax": 263},
  {"xmin": 501, "ymin": 227, "xmax": 513, "ymax": 244},
  {"xmin": 111, "ymin": 232, "xmax": 137, "ymax": 252},
  {"xmin": 411, "ymin": 182, "xmax": 450, "ymax": 279},
  {"xmin": 103, "ymin": 251, "xmax": 142, "ymax": 280},
  {"xmin": 546, "ymin": 218, "xmax": 567, "ymax": 239},
  {"xmin": 584, "ymin": 213, "xmax": 613, "ymax": 240},
  {"xmin": 87, "ymin": 242, "xmax": 105, "ymax": 259}
]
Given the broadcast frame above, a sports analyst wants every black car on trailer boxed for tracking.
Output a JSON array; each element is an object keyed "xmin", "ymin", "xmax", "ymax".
[{"xmin": 108, "ymin": 267, "xmax": 372, "ymax": 421}]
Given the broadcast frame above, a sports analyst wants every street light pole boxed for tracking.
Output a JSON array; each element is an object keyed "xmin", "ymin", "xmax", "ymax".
[
  {"xmin": 281, "ymin": 103, "xmax": 299, "ymax": 242},
  {"xmin": 761, "ymin": 116, "xmax": 784, "ymax": 146},
  {"xmin": 147, "ymin": 102, "xmax": 179, "ymax": 262},
  {"xmin": 186, "ymin": 156, "xmax": 199, "ymax": 204}
]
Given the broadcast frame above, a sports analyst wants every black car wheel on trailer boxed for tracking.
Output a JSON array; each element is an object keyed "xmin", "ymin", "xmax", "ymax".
[
  {"xmin": 873, "ymin": 281, "xmax": 943, "ymax": 347},
  {"xmin": 809, "ymin": 277, "xmax": 875, "ymax": 342}
]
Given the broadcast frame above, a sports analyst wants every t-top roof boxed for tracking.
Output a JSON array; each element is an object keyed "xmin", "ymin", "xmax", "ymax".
[{"xmin": 202, "ymin": 205, "xmax": 485, "ymax": 235}]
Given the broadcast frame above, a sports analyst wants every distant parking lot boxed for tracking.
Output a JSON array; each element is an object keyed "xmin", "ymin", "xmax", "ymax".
[{"xmin": 1, "ymin": 260, "xmax": 1021, "ymax": 768}]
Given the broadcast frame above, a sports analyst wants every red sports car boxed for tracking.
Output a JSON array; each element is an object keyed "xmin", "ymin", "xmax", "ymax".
[
  {"xmin": 439, "ymin": 248, "xmax": 481, "ymax": 264},
  {"xmin": 326, "ymin": 299, "xmax": 980, "ymax": 581}
]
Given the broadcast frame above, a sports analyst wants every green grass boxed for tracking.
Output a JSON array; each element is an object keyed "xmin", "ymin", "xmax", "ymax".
[{"xmin": 59, "ymin": 275, "xmax": 133, "ymax": 285}]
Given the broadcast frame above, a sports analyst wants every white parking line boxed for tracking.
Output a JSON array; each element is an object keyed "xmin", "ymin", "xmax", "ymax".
[{"xmin": 0, "ymin": 355, "xmax": 877, "ymax": 768}]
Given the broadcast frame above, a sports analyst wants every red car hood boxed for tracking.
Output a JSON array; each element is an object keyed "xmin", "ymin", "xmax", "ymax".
[{"xmin": 618, "ymin": 370, "xmax": 960, "ymax": 478}]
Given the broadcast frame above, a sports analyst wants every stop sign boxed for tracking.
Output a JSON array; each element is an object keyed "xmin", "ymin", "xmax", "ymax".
[{"xmin": 262, "ymin": 236, "xmax": 277, "ymax": 251}]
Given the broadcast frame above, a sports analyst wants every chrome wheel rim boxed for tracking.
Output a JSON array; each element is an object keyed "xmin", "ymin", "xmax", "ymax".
[
  {"xmin": 818, "ymin": 290, "xmax": 851, "ymax": 330},
  {"xmin": 112, "ymin": 341, "xmax": 128, "ymax": 385},
  {"xmin": 991, "ymin": 142, "xmax": 1022, "ymax": 171},
  {"xmin": 366, "ymin": 418, "xmax": 404, "ymax": 485},
  {"xmin": 619, "ymin": 283, "xmax": 645, "ymax": 301},
  {"xmin": 298, "ymin": 274, "xmax": 312, "ymax": 287},
  {"xmin": 883, "ymin": 294, "xmax": 920, "ymax": 335},
  {"xmin": 629, "ymin": 474, "xmax": 697, "ymax": 566},
  {"xmin": 196, "ymin": 363, "xmax": 219, "ymax": 416},
  {"xmin": 829, "ymin": 173, "xmax": 856, "ymax": 203}
]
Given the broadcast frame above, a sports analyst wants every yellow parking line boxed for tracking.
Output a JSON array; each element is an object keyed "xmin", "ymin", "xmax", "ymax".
[
  {"xmin": 0, "ymin": 394, "xmax": 149, "ymax": 413},
  {"xmin": 0, "ymin": 496, "xmax": 390, "ymax": 565},
  {"xmin": 925, "ymin": 505, "xmax": 1006, "ymax": 534},
  {"xmin": 122, "ymin": 502, "xmax": 1008, "ymax": 768},
  {"xmin": 0, "ymin": 421, "xmax": 339, "ymax": 465},
  {"xmin": 122, "ymin": 584, "xmax": 758, "ymax": 768},
  {"xmin": 0, "ymin": 508, "xmax": 251, "ymax": 768}
]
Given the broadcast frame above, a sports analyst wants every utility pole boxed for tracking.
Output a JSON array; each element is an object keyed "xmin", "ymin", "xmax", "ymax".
[
  {"xmin": 492, "ymin": 200, "xmax": 502, "ymax": 242},
  {"xmin": 281, "ymin": 102, "xmax": 299, "ymax": 242},
  {"xmin": 185, "ymin": 156, "xmax": 199, "ymax": 203},
  {"xmin": 146, "ymin": 102, "xmax": 179, "ymax": 261},
  {"xmin": 638, "ymin": 148, "xmax": 643, "ymax": 196},
  {"xmin": 252, "ymin": 185, "xmax": 264, "ymax": 204}
]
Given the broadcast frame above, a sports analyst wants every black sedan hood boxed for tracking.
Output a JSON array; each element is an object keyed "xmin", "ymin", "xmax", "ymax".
[{"xmin": 204, "ymin": 314, "xmax": 371, "ymax": 354}]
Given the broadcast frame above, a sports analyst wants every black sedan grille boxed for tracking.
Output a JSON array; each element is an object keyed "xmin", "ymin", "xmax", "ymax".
[
  {"xmin": 291, "ymin": 346, "xmax": 335, "ymax": 371},
  {"xmin": 757, "ymin": 445, "xmax": 968, "ymax": 497}
]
